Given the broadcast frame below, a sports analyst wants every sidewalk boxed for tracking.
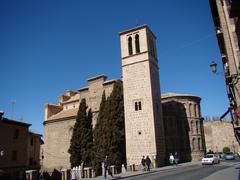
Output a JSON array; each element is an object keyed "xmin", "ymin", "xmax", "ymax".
[{"xmin": 91, "ymin": 161, "xmax": 201, "ymax": 180}]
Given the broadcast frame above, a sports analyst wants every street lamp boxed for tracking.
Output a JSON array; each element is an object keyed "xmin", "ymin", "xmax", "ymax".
[{"xmin": 210, "ymin": 61, "xmax": 217, "ymax": 74}]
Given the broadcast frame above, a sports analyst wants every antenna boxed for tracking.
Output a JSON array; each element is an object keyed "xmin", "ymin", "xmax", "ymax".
[{"xmin": 11, "ymin": 100, "xmax": 16, "ymax": 119}]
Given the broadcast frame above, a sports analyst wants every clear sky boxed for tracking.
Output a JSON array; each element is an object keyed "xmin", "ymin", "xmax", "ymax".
[{"xmin": 0, "ymin": 0, "xmax": 229, "ymax": 134}]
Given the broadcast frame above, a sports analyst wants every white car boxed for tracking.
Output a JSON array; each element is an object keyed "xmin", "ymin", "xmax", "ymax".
[{"xmin": 201, "ymin": 154, "xmax": 220, "ymax": 165}]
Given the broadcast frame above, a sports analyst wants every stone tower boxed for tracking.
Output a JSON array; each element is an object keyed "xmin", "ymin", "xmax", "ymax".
[{"xmin": 119, "ymin": 25, "xmax": 165, "ymax": 167}]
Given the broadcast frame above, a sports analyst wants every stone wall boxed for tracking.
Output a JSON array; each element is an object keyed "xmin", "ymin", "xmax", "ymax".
[{"xmin": 204, "ymin": 121, "xmax": 240, "ymax": 153}]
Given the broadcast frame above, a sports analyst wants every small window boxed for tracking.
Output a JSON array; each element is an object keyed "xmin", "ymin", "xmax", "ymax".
[
  {"xmin": 14, "ymin": 129, "xmax": 19, "ymax": 139},
  {"xmin": 134, "ymin": 101, "xmax": 142, "ymax": 111},
  {"xmin": 135, "ymin": 34, "xmax": 140, "ymax": 53},
  {"xmin": 138, "ymin": 101, "xmax": 142, "ymax": 110},
  {"xmin": 12, "ymin": 150, "xmax": 17, "ymax": 161},
  {"xmin": 128, "ymin": 36, "xmax": 133, "ymax": 55},
  {"xmin": 135, "ymin": 102, "xmax": 138, "ymax": 111}
]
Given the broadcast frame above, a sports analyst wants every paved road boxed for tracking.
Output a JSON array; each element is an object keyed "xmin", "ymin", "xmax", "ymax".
[{"xmin": 124, "ymin": 160, "xmax": 240, "ymax": 180}]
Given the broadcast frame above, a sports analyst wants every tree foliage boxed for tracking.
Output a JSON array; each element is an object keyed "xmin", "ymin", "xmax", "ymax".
[
  {"xmin": 93, "ymin": 91, "xmax": 107, "ymax": 173},
  {"xmin": 93, "ymin": 81, "xmax": 126, "ymax": 174},
  {"xmin": 223, "ymin": 146, "xmax": 230, "ymax": 153},
  {"xmin": 68, "ymin": 98, "xmax": 94, "ymax": 167}
]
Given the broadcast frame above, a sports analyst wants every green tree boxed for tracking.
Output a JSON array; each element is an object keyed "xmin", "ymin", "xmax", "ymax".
[
  {"xmin": 68, "ymin": 98, "xmax": 94, "ymax": 167},
  {"xmin": 106, "ymin": 80, "xmax": 126, "ymax": 169},
  {"xmin": 93, "ymin": 81, "xmax": 126, "ymax": 174},
  {"xmin": 223, "ymin": 146, "xmax": 230, "ymax": 153},
  {"xmin": 93, "ymin": 91, "xmax": 107, "ymax": 173}
]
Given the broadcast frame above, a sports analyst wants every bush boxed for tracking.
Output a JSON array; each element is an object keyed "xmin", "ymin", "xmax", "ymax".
[{"xmin": 223, "ymin": 147, "xmax": 230, "ymax": 153}]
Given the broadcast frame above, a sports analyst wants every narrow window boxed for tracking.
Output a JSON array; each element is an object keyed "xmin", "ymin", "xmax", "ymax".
[
  {"xmin": 189, "ymin": 103, "xmax": 192, "ymax": 117},
  {"xmin": 192, "ymin": 138, "xmax": 195, "ymax": 150},
  {"xmin": 138, "ymin": 101, "xmax": 142, "ymax": 110},
  {"xmin": 135, "ymin": 34, "xmax": 140, "ymax": 53},
  {"xmin": 135, "ymin": 102, "xmax": 138, "ymax": 111},
  {"xmin": 191, "ymin": 121, "xmax": 194, "ymax": 134},
  {"xmin": 128, "ymin": 37, "xmax": 133, "ymax": 55},
  {"xmin": 194, "ymin": 104, "xmax": 197, "ymax": 117},
  {"xmin": 196, "ymin": 121, "xmax": 199, "ymax": 134},
  {"xmin": 198, "ymin": 138, "xmax": 201, "ymax": 150}
]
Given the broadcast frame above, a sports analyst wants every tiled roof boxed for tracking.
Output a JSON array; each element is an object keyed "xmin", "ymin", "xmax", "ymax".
[
  {"xmin": 47, "ymin": 108, "xmax": 78, "ymax": 120},
  {"xmin": 62, "ymin": 94, "xmax": 80, "ymax": 104},
  {"xmin": 161, "ymin": 93, "xmax": 200, "ymax": 99},
  {"xmin": 0, "ymin": 118, "xmax": 31, "ymax": 127}
]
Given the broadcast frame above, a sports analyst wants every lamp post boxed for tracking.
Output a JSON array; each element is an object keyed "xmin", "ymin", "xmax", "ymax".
[
  {"xmin": 210, "ymin": 61, "xmax": 217, "ymax": 74},
  {"xmin": 210, "ymin": 61, "xmax": 240, "ymax": 144}
]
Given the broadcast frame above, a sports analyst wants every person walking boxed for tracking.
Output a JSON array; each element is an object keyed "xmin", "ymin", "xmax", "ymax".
[
  {"xmin": 145, "ymin": 155, "xmax": 151, "ymax": 171},
  {"xmin": 174, "ymin": 152, "xmax": 179, "ymax": 166},
  {"xmin": 141, "ymin": 156, "xmax": 146, "ymax": 171},
  {"xmin": 104, "ymin": 156, "xmax": 113, "ymax": 179},
  {"xmin": 169, "ymin": 153, "xmax": 174, "ymax": 165}
]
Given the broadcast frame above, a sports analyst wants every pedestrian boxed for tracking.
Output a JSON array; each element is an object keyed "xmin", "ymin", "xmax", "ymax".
[
  {"xmin": 104, "ymin": 156, "xmax": 113, "ymax": 179},
  {"xmin": 169, "ymin": 153, "xmax": 174, "ymax": 165},
  {"xmin": 145, "ymin": 155, "xmax": 151, "ymax": 171},
  {"xmin": 174, "ymin": 152, "xmax": 179, "ymax": 166},
  {"xmin": 141, "ymin": 155, "xmax": 146, "ymax": 171}
]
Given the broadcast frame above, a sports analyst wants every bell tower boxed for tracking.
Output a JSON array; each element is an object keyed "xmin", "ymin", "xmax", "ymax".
[{"xmin": 119, "ymin": 25, "xmax": 165, "ymax": 167}]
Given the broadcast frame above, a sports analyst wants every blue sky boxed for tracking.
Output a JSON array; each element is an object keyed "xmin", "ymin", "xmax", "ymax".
[{"xmin": 0, "ymin": 0, "xmax": 228, "ymax": 134}]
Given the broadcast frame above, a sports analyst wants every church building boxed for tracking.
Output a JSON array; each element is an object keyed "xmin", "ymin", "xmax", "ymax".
[{"xmin": 43, "ymin": 25, "xmax": 205, "ymax": 172}]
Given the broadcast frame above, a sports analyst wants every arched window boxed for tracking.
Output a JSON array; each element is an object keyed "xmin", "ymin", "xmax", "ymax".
[
  {"xmin": 128, "ymin": 36, "xmax": 133, "ymax": 55},
  {"xmin": 198, "ymin": 138, "xmax": 201, "ymax": 150},
  {"xmin": 194, "ymin": 104, "xmax": 197, "ymax": 117},
  {"xmin": 138, "ymin": 101, "xmax": 142, "ymax": 110},
  {"xmin": 191, "ymin": 121, "xmax": 194, "ymax": 134},
  {"xmin": 135, "ymin": 102, "xmax": 138, "ymax": 111},
  {"xmin": 192, "ymin": 138, "xmax": 195, "ymax": 150},
  {"xmin": 196, "ymin": 121, "xmax": 199, "ymax": 134},
  {"xmin": 135, "ymin": 34, "xmax": 140, "ymax": 53},
  {"xmin": 189, "ymin": 103, "xmax": 192, "ymax": 117}
]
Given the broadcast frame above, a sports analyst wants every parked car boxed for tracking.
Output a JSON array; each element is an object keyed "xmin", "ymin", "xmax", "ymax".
[
  {"xmin": 202, "ymin": 154, "xmax": 220, "ymax": 165},
  {"xmin": 225, "ymin": 152, "xmax": 235, "ymax": 160}
]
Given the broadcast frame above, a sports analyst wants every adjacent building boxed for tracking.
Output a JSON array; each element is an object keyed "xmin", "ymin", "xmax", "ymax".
[
  {"xmin": 43, "ymin": 75, "xmax": 116, "ymax": 172},
  {"xmin": 161, "ymin": 93, "xmax": 206, "ymax": 162},
  {"xmin": 209, "ymin": 0, "xmax": 240, "ymax": 142},
  {"xmin": 0, "ymin": 112, "xmax": 42, "ymax": 178}
]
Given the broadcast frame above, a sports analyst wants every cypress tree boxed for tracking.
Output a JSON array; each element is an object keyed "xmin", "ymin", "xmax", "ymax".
[
  {"xmin": 106, "ymin": 80, "xmax": 126, "ymax": 168},
  {"xmin": 68, "ymin": 98, "xmax": 94, "ymax": 167},
  {"xmin": 93, "ymin": 91, "xmax": 107, "ymax": 173},
  {"xmin": 93, "ymin": 82, "xmax": 126, "ymax": 173},
  {"xmin": 81, "ymin": 108, "xmax": 94, "ymax": 167}
]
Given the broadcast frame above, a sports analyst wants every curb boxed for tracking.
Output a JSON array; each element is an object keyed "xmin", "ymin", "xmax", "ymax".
[{"xmin": 110, "ymin": 162, "xmax": 201, "ymax": 179}]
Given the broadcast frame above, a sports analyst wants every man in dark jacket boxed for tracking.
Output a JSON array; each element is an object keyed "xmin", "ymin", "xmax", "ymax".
[
  {"xmin": 141, "ymin": 156, "xmax": 146, "ymax": 171},
  {"xmin": 104, "ymin": 156, "xmax": 113, "ymax": 179},
  {"xmin": 145, "ymin": 156, "xmax": 151, "ymax": 171}
]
